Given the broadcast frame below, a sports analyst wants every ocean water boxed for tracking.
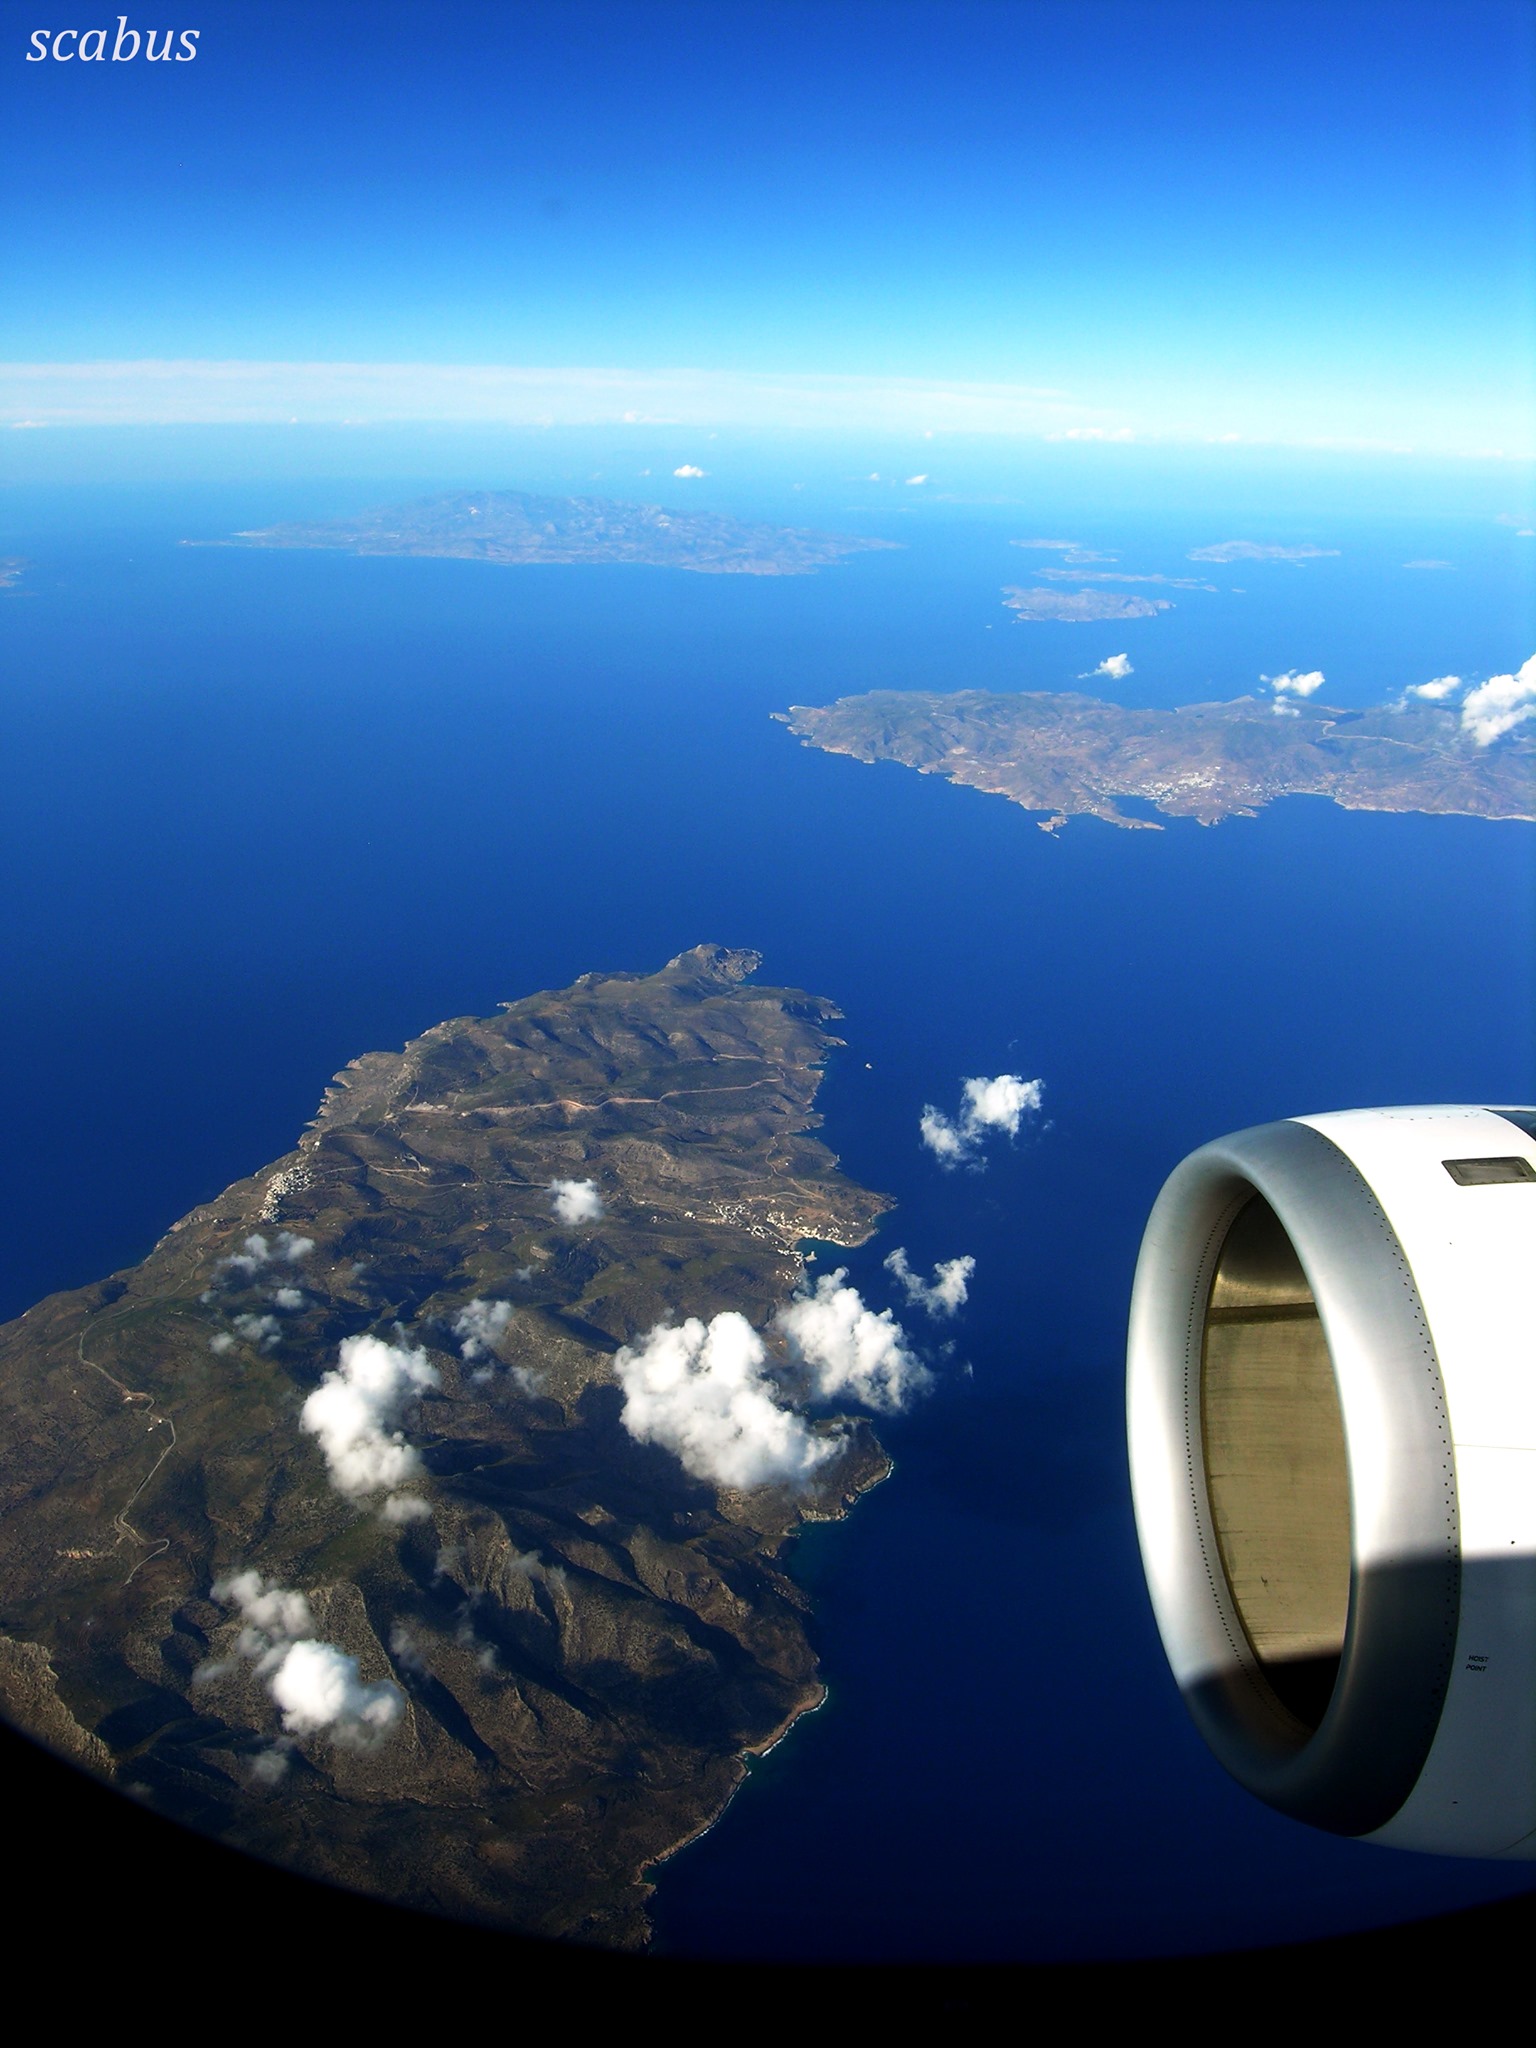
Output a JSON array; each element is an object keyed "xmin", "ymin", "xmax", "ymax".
[{"xmin": 1, "ymin": 482, "xmax": 1534, "ymax": 1959}]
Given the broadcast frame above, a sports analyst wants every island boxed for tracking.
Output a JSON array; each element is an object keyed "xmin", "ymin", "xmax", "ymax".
[
  {"xmin": 213, "ymin": 490, "xmax": 898, "ymax": 576},
  {"xmin": 0, "ymin": 948, "xmax": 891, "ymax": 1945},
  {"xmin": 1003, "ymin": 585, "xmax": 1172, "ymax": 622},
  {"xmin": 776, "ymin": 689, "xmax": 1536, "ymax": 831}
]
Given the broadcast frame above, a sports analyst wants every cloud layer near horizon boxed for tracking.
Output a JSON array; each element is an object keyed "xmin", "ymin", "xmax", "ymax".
[{"xmin": 0, "ymin": 360, "xmax": 1114, "ymax": 436}]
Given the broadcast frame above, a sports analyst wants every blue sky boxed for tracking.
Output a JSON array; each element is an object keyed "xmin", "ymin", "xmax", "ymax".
[{"xmin": 2, "ymin": 0, "xmax": 1534, "ymax": 457}]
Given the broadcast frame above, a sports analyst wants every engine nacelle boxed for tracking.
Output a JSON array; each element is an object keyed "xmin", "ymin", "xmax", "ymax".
[{"xmin": 1127, "ymin": 1106, "xmax": 1536, "ymax": 1857}]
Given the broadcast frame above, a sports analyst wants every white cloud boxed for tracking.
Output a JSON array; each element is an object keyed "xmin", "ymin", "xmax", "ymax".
[
  {"xmin": 776, "ymin": 1271, "xmax": 931, "ymax": 1411},
  {"xmin": 214, "ymin": 1230, "xmax": 315, "ymax": 1283},
  {"xmin": 905, "ymin": 474, "xmax": 929, "ymax": 485},
  {"xmin": 549, "ymin": 1178, "xmax": 605, "ymax": 1225},
  {"xmin": 1082, "ymin": 653, "xmax": 1133, "ymax": 680},
  {"xmin": 884, "ymin": 1247, "xmax": 975, "ymax": 1318},
  {"xmin": 615, "ymin": 1311, "xmax": 838, "ymax": 1490},
  {"xmin": 452, "ymin": 1297, "xmax": 514, "ymax": 1362},
  {"xmin": 1410, "ymin": 675, "xmax": 1461, "ymax": 701},
  {"xmin": 1, "ymin": 361, "xmax": 1525, "ymax": 457},
  {"xmin": 266, "ymin": 1639, "xmax": 405, "ymax": 1744},
  {"xmin": 919, "ymin": 1105, "xmax": 970, "ymax": 1164},
  {"xmin": 920, "ymin": 1072, "xmax": 1044, "ymax": 1167},
  {"xmin": 0, "ymin": 362, "xmax": 1124, "ymax": 439},
  {"xmin": 1262, "ymin": 669, "xmax": 1325, "ymax": 698},
  {"xmin": 300, "ymin": 1333, "xmax": 439, "ymax": 1505},
  {"xmin": 272, "ymin": 1286, "xmax": 305, "ymax": 1311},
  {"xmin": 210, "ymin": 1333, "xmax": 236, "ymax": 1355},
  {"xmin": 206, "ymin": 1569, "xmax": 405, "ymax": 1751},
  {"xmin": 388, "ymin": 1622, "xmax": 428, "ymax": 1675},
  {"xmin": 673, "ymin": 464, "xmax": 707, "ymax": 477},
  {"xmin": 1403, "ymin": 559, "xmax": 1455, "ymax": 570},
  {"xmin": 213, "ymin": 1569, "xmax": 314, "ymax": 1655},
  {"xmin": 231, "ymin": 1312, "xmax": 282, "ymax": 1352},
  {"xmin": 1460, "ymin": 654, "xmax": 1536, "ymax": 746},
  {"xmin": 1188, "ymin": 542, "xmax": 1339, "ymax": 563},
  {"xmin": 380, "ymin": 1493, "xmax": 433, "ymax": 1524}
]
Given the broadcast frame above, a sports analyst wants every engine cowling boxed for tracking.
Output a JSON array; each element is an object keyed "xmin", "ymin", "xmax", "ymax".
[{"xmin": 1127, "ymin": 1105, "xmax": 1536, "ymax": 1857}]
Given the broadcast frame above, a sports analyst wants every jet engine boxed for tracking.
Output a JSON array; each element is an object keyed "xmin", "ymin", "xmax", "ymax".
[{"xmin": 1127, "ymin": 1106, "xmax": 1536, "ymax": 1857}]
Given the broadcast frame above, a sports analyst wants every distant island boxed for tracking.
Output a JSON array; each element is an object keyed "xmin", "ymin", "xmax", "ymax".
[
  {"xmin": 213, "ymin": 489, "xmax": 899, "ymax": 576},
  {"xmin": 777, "ymin": 689, "xmax": 1536, "ymax": 831},
  {"xmin": 0, "ymin": 948, "xmax": 890, "ymax": 1945},
  {"xmin": 1003, "ymin": 585, "xmax": 1172, "ymax": 622}
]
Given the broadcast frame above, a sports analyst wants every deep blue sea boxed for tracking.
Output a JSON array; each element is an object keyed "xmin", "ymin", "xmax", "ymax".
[{"xmin": 2, "ymin": 478, "xmax": 1534, "ymax": 1960}]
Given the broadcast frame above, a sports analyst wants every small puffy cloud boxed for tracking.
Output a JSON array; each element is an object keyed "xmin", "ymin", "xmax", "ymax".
[
  {"xmin": 214, "ymin": 1230, "xmax": 315, "ymax": 1283},
  {"xmin": 1082, "ymin": 653, "xmax": 1133, "ymax": 681},
  {"xmin": 776, "ymin": 1271, "xmax": 931, "ymax": 1412},
  {"xmin": 272, "ymin": 1286, "xmax": 306, "ymax": 1311},
  {"xmin": 380, "ymin": 1493, "xmax": 432, "ymax": 1524},
  {"xmin": 905, "ymin": 474, "xmax": 929, "ymax": 485},
  {"xmin": 1262, "ymin": 669, "xmax": 1325, "ymax": 698},
  {"xmin": 207, "ymin": 1569, "xmax": 406, "ymax": 1753},
  {"xmin": 1460, "ymin": 654, "xmax": 1536, "ymax": 746},
  {"xmin": 884, "ymin": 1247, "xmax": 975, "ymax": 1319},
  {"xmin": 550, "ymin": 1177, "xmax": 604, "ymax": 1225},
  {"xmin": 231, "ymin": 1312, "xmax": 282, "ymax": 1352},
  {"xmin": 210, "ymin": 1332, "xmax": 236, "ymax": 1355},
  {"xmin": 615, "ymin": 1311, "xmax": 838, "ymax": 1490},
  {"xmin": 1188, "ymin": 542, "xmax": 1338, "ymax": 564},
  {"xmin": 673, "ymin": 464, "xmax": 707, "ymax": 478},
  {"xmin": 919, "ymin": 1106, "xmax": 969, "ymax": 1164},
  {"xmin": 388, "ymin": 1622, "xmax": 428, "ymax": 1676},
  {"xmin": 920, "ymin": 1073, "xmax": 1044, "ymax": 1168},
  {"xmin": 1410, "ymin": 676, "xmax": 1461, "ymax": 701},
  {"xmin": 267, "ymin": 1639, "xmax": 405, "ymax": 1745},
  {"xmin": 452, "ymin": 1297, "xmax": 513, "ymax": 1362},
  {"xmin": 1403, "ymin": 559, "xmax": 1454, "ymax": 570},
  {"xmin": 213, "ymin": 1569, "xmax": 314, "ymax": 1657},
  {"xmin": 300, "ymin": 1333, "xmax": 439, "ymax": 1504}
]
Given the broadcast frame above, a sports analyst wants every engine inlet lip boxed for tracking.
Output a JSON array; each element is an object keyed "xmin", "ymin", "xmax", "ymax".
[{"xmin": 1128, "ymin": 1119, "xmax": 1460, "ymax": 1837}]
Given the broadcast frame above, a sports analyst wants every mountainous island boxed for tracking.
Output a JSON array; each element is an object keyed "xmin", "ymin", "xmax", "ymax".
[
  {"xmin": 217, "ymin": 490, "xmax": 898, "ymax": 576},
  {"xmin": 777, "ymin": 689, "xmax": 1536, "ymax": 831},
  {"xmin": 1003, "ymin": 585, "xmax": 1173, "ymax": 622},
  {"xmin": 0, "ymin": 948, "xmax": 892, "ymax": 1945}
]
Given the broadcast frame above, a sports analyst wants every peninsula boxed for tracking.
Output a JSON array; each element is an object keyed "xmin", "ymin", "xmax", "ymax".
[
  {"xmin": 777, "ymin": 689, "xmax": 1536, "ymax": 831},
  {"xmin": 218, "ymin": 489, "xmax": 898, "ymax": 576},
  {"xmin": 0, "ymin": 948, "xmax": 890, "ymax": 1945}
]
